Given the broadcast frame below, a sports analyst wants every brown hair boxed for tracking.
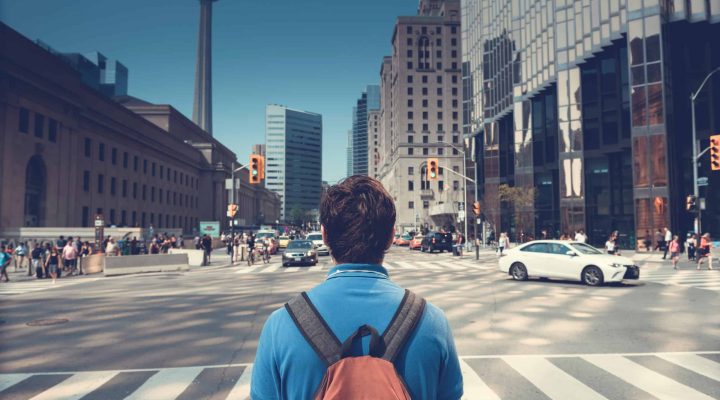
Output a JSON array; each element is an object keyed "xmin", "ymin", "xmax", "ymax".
[{"xmin": 320, "ymin": 175, "xmax": 396, "ymax": 264}]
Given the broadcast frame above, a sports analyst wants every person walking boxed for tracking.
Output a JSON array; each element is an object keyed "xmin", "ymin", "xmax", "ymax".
[
  {"xmin": 498, "ymin": 232, "xmax": 508, "ymax": 256},
  {"xmin": 105, "ymin": 237, "xmax": 119, "ymax": 256},
  {"xmin": 45, "ymin": 246, "xmax": 61, "ymax": 284},
  {"xmin": 79, "ymin": 241, "xmax": 91, "ymax": 275},
  {"xmin": 668, "ymin": 235, "xmax": 681, "ymax": 270},
  {"xmin": 644, "ymin": 230, "xmax": 652, "ymax": 252},
  {"xmin": 201, "ymin": 234, "xmax": 212, "ymax": 265},
  {"xmin": 654, "ymin": 229, "xmax": 664, "ymax": 251},
  {"xmin": 662, "ymin": 227, "xmax": 672, "ymax": 259},
  {"xmin": 697, "ymin": 233, "xmax": 714, "ymax": 270},
  {"xmin": 686, "ymin": 233, "xmax": 697, "ymax": 261},
  {"xmin": 605, "ymin": 235, "xmax": 616, "ymax": 255},
  {"xmin": 31, "ymin": 243, "xmax": 44, "ymax": 278},
  {"xmin": 14, "ymin": 242, "xmax": 27, "ymax": 273},
  {"xmin": 149, "ymin": 239, "xmax": 160, "ymax": 254},
  {"xmin": 251, "ymin": 176, "xmax": 463, "ymax": 400},
  {"xmin": 0, "ymin": 245, "xmax": 11, "ymax": 282},
  {"xmin": 62, "ymin": 240, "xmax": 78, "ymax": 275}
]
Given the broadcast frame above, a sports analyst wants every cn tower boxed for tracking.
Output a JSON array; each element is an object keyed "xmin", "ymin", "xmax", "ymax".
[{"xmin": 192, "ymin": 0, "xmax": 218, "ymax": 135}]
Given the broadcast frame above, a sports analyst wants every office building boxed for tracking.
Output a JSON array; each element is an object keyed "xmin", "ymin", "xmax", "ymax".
[
  {"xmin": 265, "ymin": 104, "xmax": 323, "ymax": 221},
  {"xmin": 346, "ymin": 129, "xmax": 354, "ymax": 177},
  {"xmin": 368, "ymin": 109, "xmax": 381, "ymax": 179},
  {"xmin": 351, "ymin": 85, "xmax": 380, "ymax": 176},
  {"xmin": 376, "ymin": 0, "xmax": 468, "ymax": 232},
  {"xmin": 462, "ymin": 0, "xmax": 720, "ymax": 247}
]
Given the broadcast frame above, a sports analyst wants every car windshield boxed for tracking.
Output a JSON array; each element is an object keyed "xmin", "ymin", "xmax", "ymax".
[
  {"xmin": 306, "ymin": 234, "xmax": 322, "ymax": 241},
  {"xmin": 570, "ymin": 242, "xmax": 604, "ymax": 255},
  {"xmin": 256, "ymin": 232, "xmax": 275, "ymax": 239},
  {"xmin": 287, "ymin": 241, "xmax": 312, "ymax": 249},
  {"xmin": 401, "ymin": 234, "xmax": 411, "ymax": 239},
  {"xmin": 279, "ymin": 236, "xmax": 288, "ymax": 240}
]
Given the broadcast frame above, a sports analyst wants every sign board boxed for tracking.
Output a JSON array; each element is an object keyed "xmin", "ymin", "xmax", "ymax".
[
  {"xmin": 458, "ymin": 202, "xmax": 465, "ymax": 211},
  {"xmin": 94, "ymin": 219, "xmax": 104, "ymax": 227},
  {"xmin": 94, "ymin": 215, "xmax": 105, "ymax": 245},
  {"xmin": 697, "ymin": 177, "xmax": 708, "ymax": 187},
  {"xmin": 199, "ymin": 221, "xmax": 220, "ymax": 237}
]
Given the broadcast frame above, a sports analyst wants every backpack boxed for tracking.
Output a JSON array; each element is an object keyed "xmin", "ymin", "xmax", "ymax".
[{"xmin": 285, "ymin": 289, "xmax": 426, "ymax": 400}]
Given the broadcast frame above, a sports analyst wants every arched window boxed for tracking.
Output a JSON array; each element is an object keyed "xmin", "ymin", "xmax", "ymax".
[{"xmin": 417, "ymin": 36, "xmax": 431, "ymax": 70}]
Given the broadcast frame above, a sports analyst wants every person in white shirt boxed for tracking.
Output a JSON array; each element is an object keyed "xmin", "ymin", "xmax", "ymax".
[
  {"xmin": 605, "ymin": 235, "xmax": 616, "ymax": 255},
  {"xmin": 574, "ymin": 230, "xmax": 587, "ymax": 243},
  {"xmin": 662, "ymin": 227, "xmax": 672, "ymax": 259}
]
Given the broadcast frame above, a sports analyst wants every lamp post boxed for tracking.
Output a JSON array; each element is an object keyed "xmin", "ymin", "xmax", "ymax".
[
  {"xmin": 434, "ymin": 141, "xmax": 472, "ymax": 251},
  {"xmin": 690, "ymin": 66, "xmax": 720, "ymax": 234}
]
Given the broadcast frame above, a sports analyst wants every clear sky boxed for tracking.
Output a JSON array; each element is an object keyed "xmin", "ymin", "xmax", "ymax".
[{"xmin": 0, "ymin": 0, "xmax": 417, "ymax": 183}]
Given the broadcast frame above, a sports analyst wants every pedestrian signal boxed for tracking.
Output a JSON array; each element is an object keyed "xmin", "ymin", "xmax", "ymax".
[
  {"xmin": 686, "ymin": 195, "xmax": 696, "ymax": 212},
  {"xmin": 710, "ymin": 134, "xmax": 720, "ymax": 171},
  {"xmin": 228, "ymin": 203, "xmax": 238, "ymax": 218},
  {"xmin": 427, "ymin": 158, "xmax": 439, "ymax": 180},
  {"xmin": 473, "ymin": 201, "xmax": 481, "ymax": 216},
  {"xmin": 250, "ymin": 154, "xmax": 264, "ymax": 184}
]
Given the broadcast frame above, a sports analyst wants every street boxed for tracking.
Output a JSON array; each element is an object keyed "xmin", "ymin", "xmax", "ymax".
[{"xmin": 1, "ymin": 247, "xmax": 719, "ymax": 399}]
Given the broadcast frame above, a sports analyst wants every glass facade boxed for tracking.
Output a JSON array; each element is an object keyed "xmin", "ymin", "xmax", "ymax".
[
  {"xmin": 352, "ymin": 85, "xmax": 380, "ymax": 176},
  {"xmin": 462, "ymin": 0, "xmax": 720, "ymax": 246}
]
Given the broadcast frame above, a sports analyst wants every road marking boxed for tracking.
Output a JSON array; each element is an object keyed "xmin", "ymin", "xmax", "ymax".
[
  {"xmin": 307, "ymin": 265, "xmax": 324, "ymax": 272},
  {"xmin": 258, "ymin": 265, "xmax": 282, "ymax": 274},
  {"xmin": 226, "ymin": 364, "xmax": 252, "ymax": 400},
  {"xmin": 0, "ymin": 278, "xmax": 101, "ymax": 296},
  {"xmin": 458, "ymin": 359, "xmax": 500, "ymax": 400},
  {"xmin": 0, "ymin": 373, "xmax": 29, "ymax": 392},
  {"xmin": 583, "ymin": 354, "xmax": 715, "ymax": 400},
  {"xmin": 503, "ymin": 356, "xmax": 607, "ymax": 400},
  {"xmin": 284, "ymin": 267, "xmax": 302, "ymax": 272},
  {"xmin": 124, "ymin": 367, "xmax": 203, "ymax": 400},
  {"xmin": 657, "ymin": 353, "xmax": 720, "ymax": 382},
  {"xmin": 28, "ymin": 371, "xmax": 117, "ymax": 400}
]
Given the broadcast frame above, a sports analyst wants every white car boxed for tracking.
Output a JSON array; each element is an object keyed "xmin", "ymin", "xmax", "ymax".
[
  {"xmin": 306, "ymin": 232, "xmax": 330, "ymax": 256},
  {"xmin": 498, "ymin": 240, "xmax": 640, "ymax": 286}
]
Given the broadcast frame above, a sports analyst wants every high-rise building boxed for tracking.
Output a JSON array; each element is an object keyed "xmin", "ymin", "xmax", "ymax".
[
  {"xmin": 252, "ymin": 144, "xmax": 266, "ymax": 157},
  {"xmin": 376, "ymin": 0, "xmax": 467, "ymax": 232},
  {"xmin": 351, "ymin": 85, "xmax": 380, "ymax": 176},
  {"xmin": 462, "ymin": 0, "xmax": 720, "ymax": 247},
  {"xmin": 346, "ymin": 129, "xmax": 354, "ymax": 177},
  {"xmin": 367, "ymin": 109, "xmax": 381, "ymax": 179},
  {"xmin": 192, "ymin": 0, "xmax": 218, "ymax": 135},
  {"xmin": 265, "ymin": 104, "xmax": 323, "ymax": 221}
]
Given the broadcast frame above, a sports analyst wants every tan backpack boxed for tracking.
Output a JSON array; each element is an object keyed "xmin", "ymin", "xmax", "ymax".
[{"xmin": 285, "ymin": 289, "xmax": 426, "ymax": 400}]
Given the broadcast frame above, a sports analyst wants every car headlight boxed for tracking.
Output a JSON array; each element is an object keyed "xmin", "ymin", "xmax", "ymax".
[
  {"xmin": 306, "ymin": 251, "xmax": 314, "ymax": 256},
  {"xmin": 610, "ymin": 263, "xmax": 624, "ymax": 268}
]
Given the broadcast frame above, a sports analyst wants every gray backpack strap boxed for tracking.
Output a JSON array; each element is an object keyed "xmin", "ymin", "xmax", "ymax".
[
  {"xmin": 285, "ymin": 292, "xmax": 342, "ymax": 366},
  {"xmin": 381, "ymin": 289, "xmax": 427, "ymax": 361}
]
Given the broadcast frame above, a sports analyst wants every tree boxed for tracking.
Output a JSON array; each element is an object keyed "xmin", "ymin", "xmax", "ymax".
[
  {"xmin": 288, "ymin": 207, "xmax": 305, "ymax": 226},
  {"xmin": 497, "ymin": 184, "xmax": 537, "ymax": 236}
]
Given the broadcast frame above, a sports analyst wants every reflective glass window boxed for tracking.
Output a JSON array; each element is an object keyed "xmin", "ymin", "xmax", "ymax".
[
  {"xmin": 631, "ymin": 86, "xmax": 646, "ymax": 126},
  {"xmin": 647, "ymin": 83, "xmax": 663, "ymax": 125},
  {"xmin": 646, "ymin": 62, "xmax": 661, "ymax": 83},
  {"xmin": 644, "ymin": 16, "xmax": 661, "ymax": 62},
  {"xmin": 633, "ymin": 137, "xmax": 649, "ymax": 187},
  {"xmin": 628, "ymin": 19, "xmax": 644, "ymax": 66},
  {"xmin": 631, "ymin": 66, "xmax": 645, "ymax": 85},
  {"xmin": 650, "ymin": 135, "xmax": 667, "ymax": 186}
]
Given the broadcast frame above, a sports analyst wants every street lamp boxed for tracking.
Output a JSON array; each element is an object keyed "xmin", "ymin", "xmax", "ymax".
[
  {"xmin": 690, "ymin": 66, "xmax": 720, "ymax": 234},
  {"xmin": 434, "ymin": 141, "xmax": 473, "ymax": 253}
]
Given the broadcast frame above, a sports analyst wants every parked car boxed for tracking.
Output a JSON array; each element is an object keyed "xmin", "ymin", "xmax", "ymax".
[
  {"xmin": 395, "ymin": 233, "xmax": 412, "ymax": 246},
  {"xmin": 420, "ymin": 232, "xmax": 453, "ymax": 253},
  {"xmin": 278, "ymin": 236, "xmax": 290, "ymax": 248},
  {"xmin": 498, "ymin": 240, "xmax": 640, "ymax": 286},
  {"xmin": 393, "ymin": 233, "xmax": 401, "ymax": 245},
  {"xmin": 282, "ymin": 240, "xmax": 318, "ymax": 266},
  {"xmin": 305, "ymin": 232, "xmax": 330, "ymax": 256},
  {"xmin": 409, "ymin": 234, "xmax": 424, "ymax": 250}
]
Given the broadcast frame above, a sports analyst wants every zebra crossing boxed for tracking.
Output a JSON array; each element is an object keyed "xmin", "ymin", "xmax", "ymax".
[
  {"xmin": 0, "ymin": 277, "xmax": 101, "ymax": 296},
  {"xmin": 641, "ymin": 269, "xmax": 720, "ymax": 292},
  {"xmin": 233, "ymin": 258, "xmax": 498, "ymax": 275},
  {"xmin": 1, "ymin": 351, "xmax": 718, "ymax": 399}
]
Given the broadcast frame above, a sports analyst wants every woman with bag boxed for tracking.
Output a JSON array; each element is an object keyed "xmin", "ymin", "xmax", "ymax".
[{"xmin": 44, "ymin": 246, "xmax": 62, "ymax": 284}]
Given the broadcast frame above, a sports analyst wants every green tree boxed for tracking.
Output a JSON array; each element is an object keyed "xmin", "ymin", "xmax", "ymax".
[
  {"xmin": 288, "ymin": 207, "xmax": 305, "ymax": 225},
  {"xmin": 497, "ymin": 184, "xmax": 537, "ymax": 235}
]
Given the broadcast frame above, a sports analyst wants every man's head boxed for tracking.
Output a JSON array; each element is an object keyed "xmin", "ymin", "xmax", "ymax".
[{"xmin": 320, "ymin": 175, "xmax": 396, "ymax": 265}]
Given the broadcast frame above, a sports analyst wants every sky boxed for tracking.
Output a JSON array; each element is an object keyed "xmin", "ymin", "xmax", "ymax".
[{"xmin": 0, "ymin": 0, "xmax": 418, "ymax": 183}]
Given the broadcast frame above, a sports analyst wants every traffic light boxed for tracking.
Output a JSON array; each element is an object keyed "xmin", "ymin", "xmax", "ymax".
[
  {"xmin": 427, "ymin": 158, "xmax": 439, "ymax": 180},
  {"xmin": 227, "ymin": 203, "xmax": 238, "ymax": 218},
  {"xmin": 473, "ymin": 201, "xmax": 481, "ymax": 216},
  {"xmin": 711, "ymin": 134, "xmax": 720, "ymax": 171},
  {"xmin": 249, "ymin": 154, "xmax": 264, "ymax": 184},
  {"xmin": 686, "ymin": 195, "xmax": 696, "ymax": 212}
]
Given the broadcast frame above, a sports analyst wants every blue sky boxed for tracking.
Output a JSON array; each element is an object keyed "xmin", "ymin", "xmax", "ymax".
[{"xmin": 0, "ymin": 0, "xmax": 417, "ymax": 183}]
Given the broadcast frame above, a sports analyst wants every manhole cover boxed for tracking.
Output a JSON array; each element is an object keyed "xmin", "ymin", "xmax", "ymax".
[{"xmin": 26, "ymin": 318, "xmax": 69, "ymax": 327}]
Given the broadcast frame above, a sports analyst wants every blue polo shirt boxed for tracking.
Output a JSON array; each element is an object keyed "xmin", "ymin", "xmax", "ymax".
[{"xmin": 251, "ymin": 263, "xmax": 463, "ymax": 400}]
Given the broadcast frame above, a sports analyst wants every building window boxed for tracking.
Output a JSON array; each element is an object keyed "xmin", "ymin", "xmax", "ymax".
[
  {"xmin": 423, "ymin": 147, "xmax": 429, "ymax": 155},
  {"xmin": 99, "ymin": 143, "xmax": 105, "ymax": 161},
  {"xmin": 84, "ymin": 138, "xmax": 92, "ymax": 158},
  {"xmin": 19, "ymin": 108, "xmax": 29, "ymax": 133},
  {"xmin": 435, "ymin": 26, "xmax": 441, "ymax": 34},
  {"xmin": 406, "ymin": 26, "xmax": 412, "ymax": 34},
  {"xmin": 407, "ymin": 38, "xmax": 413, "ymax": 46},
  {"xmin": 133, "ymin": 182, "xmax": 138, "ymax": 199},
  {"xmin": 152, "ymin": 162, "xmax": 156, "ymax": 177},
  {"xmin": 437, "ymin": 100, "xmax": 443, "ymax": 107},
  {"xmin": 111, "ymin": 148, "xmax": 117, "ymax": 165},
  {"xmin": 422, "ymin": 75, "xmax": 428, "ymax": 83},
  {"xmin": 422, "ymin": 87, "xmax": 428, "ymax": 95},
  {"xmin": 422, "ymin": 99, "xmax": 428, "ymax": 107},
  {"xmin": 452, "ymin": 123, "xmax": 459, "ymax": 132},
  {"xmin": 436, "ymin": 62, "xmax": 442, "ymax": 70},
  {"xmin": 438, "ymin": 112, "xmax": 443, "ymax": 119},
  {"xmin": 408, "ymin": 135, "xmax": 414, "ymax": 143},
  {"xmin": 438, "ymin": 181, "xmax": 444, "ymax": 191},
  {"xmin": 436, "ymin": 50, "xmax": 442, "ymax": 58},
  {"xmin": 121, "ymin": 210, "xmax": 126, "ymax": 226},
  {"xmin": 143, "ymin": 160, "xmax": 148, "ymax": 174},
  {"xmin": 452, "ymin": 111, "xmax": 458, "ymax": 120},
  {"xmin": 160, "ymin": 165, "xmax": 164, "ymax": 178},
  {"xmin": 142, "ymin": 185, "xmax": 147, "ymax": 200},
  {"xmin": 451, "ymin": 50, "xmax": 457, "ymax": 58},
  {"xmin": 437, "ymin": 76, "xmax": 442, "ymax": 84},
  {"xmin": 453, "ymin": 148, "xmax": 459, "ymax": 155},
  {"xmin": 408, "ymin": 166, "xmax": 414, "ymax": 175},
  {"xmin": 436, "ymin": 38, "xmax": 441, "ymax": 46},
  {"xmin": 110, "ymin": 177, "xmax": 116, "ymax": 196},
  {"xmin": 451, "ymin": 37, "xmax": 457, "ymax": 45},
  {"xmin": 407, "ymin": 75, "xmax": 413, "ymax": 83},
  {"xmin": 407, "ymin": 49, "xmax": 413, "ymax": 57},
  {"xmin": 452, "ymin": 100, "xmax": 458, "ymax": 107},
  {"xmin": 159, "ymin": 189, "xmax": 163, "ymax": 204},
  {"xmin": 97, "ymin": 174, "xmax": 104, "ymax": 194},
  {"xmin": 123, "ymin": 152, "xmax": 129, "ymax": 168},
  {"xmin": 422, "ymin": 124, "xmax": 429, "ymax": 132},
  {"xmin": 408, "ymin": 99, "xmax": 413, "ymax": 107},
  {"xmin": 409, "ymin": 201, "xmax": 415, "ymax": 209},
  {"xmin": 34, "ymin": 114, "xmax": 44, "ymax": 138},
  {"xmin": 452, "ymin": 87, "xmax": 458, "ymax": 96},
  {"xmin": 408, "ymin": 87, "xmax": 413, "ymax": 95},
  {"xmin": 83, "ymin": 171, "xmax": 90, "ymax": 192},
  {"xmin": 453, "ymin": 180, "xmax": 459, "ymax": 190},
  {"xmin": 408, "ymin": 111, "xmax": 414, "ymax": 119},
  {"xmin": 408, "ymin": 123, "xmax": 414, "ymax": 131},
  {"xmin": 82, "ymin": 207, "xmax": 89, "ymax": 227},
  {"xmin": 423, "ymin": 135, "xmax": 429, "ymax": 144},
  {"xmin": 438, "ymin": 124, "xmax": 444, "ymax": 132},
  {"xmin": 408, "ymin": 147, "xmax": 414, "ymax": 155},
  {"xmin": 48, "ymin": 119, "xmax": 58, "ymax": 142},
  {"xmin": 132, "ymin": 211, "xmax": 137, "ymax": 226},
  {"xmin": 438, "ymin": 148, "xmax": 444, "ymax": 155},
  {"xmin": 452, "ymin": 75, "xmax": 458, "ymax": 84},
  {"xmin": 452, "ymin": 135, "xmax": 459, "ymax": 143},
  {"xmin": 408, "ymin": 181, "xmax": 414, "ymax": 191},
  {"xmin": 407, "ymin": 62, "xmax": 413, "ymax": 69},
  {"xmin": 122, "ymin": 180, "xmax": 127, "ymax": 197},
  {"xmin": 151, "ymin": 187, "xmax": 156, "ymax": 202},
  {"xmin": 142, "ymin": 212, "xmax": 146, "ymax": 227},
  {"xmin": 423, "ymin": 201, "xmax": 429, "ymax": 209},
  {"xmin": 134, "ymin": 156, "xmax": 139, "ymax": 171},
  {"xmin": 109, "ymin": 209, "xmax": 115, "ymax": 225}
]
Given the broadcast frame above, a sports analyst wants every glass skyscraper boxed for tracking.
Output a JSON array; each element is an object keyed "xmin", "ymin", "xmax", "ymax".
[
  {"xmin": 352, "ymin": 85, "xmax": 381, "ymax": 176},
  {"xmin": 265, "ymin": 104, "xmax": 323, "ymax": 221},
  {"xmin": 462, "ymin": 0, "xmax": 720, "ymax": 247}
]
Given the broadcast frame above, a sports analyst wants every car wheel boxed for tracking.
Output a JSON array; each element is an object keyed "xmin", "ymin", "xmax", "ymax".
[
  {"xmin": 582, "ymin": 266, "xmax": 604, "ymax": 286},
  {"xmin": 510, "ymin": 263, "xmax": 528, "ymax": 281}
]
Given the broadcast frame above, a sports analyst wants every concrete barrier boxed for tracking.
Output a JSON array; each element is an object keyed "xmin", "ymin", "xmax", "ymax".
[
  {"xmin": 168, "ymin": 249, "xmax": 205, "ymax": 267},
  {"xmin": 79, "ymin": 254, "xmax": 105, "ymax": 275},
  {"xmin": 104, "ymin": 254, "xmax": 189, "ymax": 276}
]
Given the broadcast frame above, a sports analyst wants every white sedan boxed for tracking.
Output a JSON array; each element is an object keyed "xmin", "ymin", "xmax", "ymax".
[{"xmin": 498, "ymin": 240, "xmax": 640, "ymax": 286}]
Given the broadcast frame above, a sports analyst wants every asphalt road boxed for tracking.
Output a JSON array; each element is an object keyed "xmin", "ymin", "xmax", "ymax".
[{"xmin": 1, "ymin": 247, "xmax": 719, "ymax": 399}]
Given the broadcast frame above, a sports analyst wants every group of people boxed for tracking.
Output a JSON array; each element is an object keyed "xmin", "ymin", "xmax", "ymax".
[
  {"xmin": 0, "ymin": 236, "xmax": 92, "ymax": 283},
  {"xmin": 218, "ymin": 232, "xmax": 273, "ymax": 266},
  {"xmin": 664, "ymin": 232, "xmax": 714, "ymax": 270}
]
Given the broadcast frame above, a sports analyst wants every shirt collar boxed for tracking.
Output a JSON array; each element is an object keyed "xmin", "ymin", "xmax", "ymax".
[{"xmin": 326, "ymin": 263, "xmax": 389, "ymax": 280}]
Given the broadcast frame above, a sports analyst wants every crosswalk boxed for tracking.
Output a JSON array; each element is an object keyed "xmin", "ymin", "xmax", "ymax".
[
  {"xmin": 641, "ymin": 269, "xmax": 720, "ymax": 292},
  {"xmin": 233, "ymin": 258, "xmax": 498, "ymax": 275},
  {"xmin": 0, "ymin": 277, "xmax": 100, "ymax": 296},
  {"xmin": 1, "ymin": 351, "xmax": 718, "ymax": 399}
]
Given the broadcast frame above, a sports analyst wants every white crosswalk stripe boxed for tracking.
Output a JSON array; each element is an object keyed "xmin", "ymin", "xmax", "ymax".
[
  {"xmin": 0, "ymin": 278, "xmax": 100, "ymax": 296},
  {"xmin": 641, "ymin": 269, "xmax": 720, "ymax": 292},
  {"xmin": 4, "ymin": 352, "xmax": 718, "ymax": 400},
  {"xmin": 233, "ymin": 259, "xmax": 496, "ymax": 275}
]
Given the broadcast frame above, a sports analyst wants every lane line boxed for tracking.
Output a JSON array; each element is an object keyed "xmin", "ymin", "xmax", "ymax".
[
  {"xmin": 226, "ymin": 365, "xmax": 252, "ymax": 400},
  {"xmin": 258, "ymin": 266, "xmax": 281, "ymax": 274},
  {"xmin": 0, "ymin": 373, "xmax": 30, "ymax": 392},
  {"xmin": 307, "ymin": 265, "xmax": 324, "ymax": 272},
  {"xmin": 503, "ymin": 356, "xmax": 607, "ymax": 400},
  {"xmin": 656, "ymin": 353, "xmax": 720, "ymax": 382},
  {"xmin": 583, "ymin": 355, "xmax": 715, "ymax": 400},
  {"xmin": 124, "ymin": 367, "xmax": 203, "ymax": 400},
  {"xmin": 458, "ymin": 359, "xmax": 500, "ymax": 400},
  {"xmin": 28, "ymin": 371, "xmax": 117, "ymax": 400}
]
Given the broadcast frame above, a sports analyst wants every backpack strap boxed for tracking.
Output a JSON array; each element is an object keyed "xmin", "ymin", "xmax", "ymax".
[
  {"xmin": 285, "ymin": 292, "xmax": 342, "ymax": 366},
  {"xmin": 381, "ymin": 289, "xmax": 426, "ymax": 362}
]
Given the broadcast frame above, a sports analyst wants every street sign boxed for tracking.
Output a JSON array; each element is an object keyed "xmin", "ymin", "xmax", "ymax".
[
  {"xmin": 199, "ymin": 221, "xmax": 220, "ymax": 237},
  {"xmin": 697, "ymin": 177, "xmax": 709, "ymax": 186},
  {"xmin": 458, "ymin": 202, "xmax": 465, "ymax": 211}
]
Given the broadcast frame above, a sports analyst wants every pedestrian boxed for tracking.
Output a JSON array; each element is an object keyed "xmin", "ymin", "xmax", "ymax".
[
  {"xmin": 79, "ymin": 241, "xmax": 91, "ymax": 275},
  {"xmin": 130, "ymin": 236, "xmax": 138, "ymax": 255},
  {"xmin": 45, "ymin": 246, "xmax": 61, "ymax": 284},
  {"xmin": 14, "ymin": 241, "xmax": 27, "ymax": 273},
  {"xmin": 686, "ymin": 233, "xmax": 697, "ymax": 261},
  {"xmin": 202, "ymin": 234, "xmax": 212, "ymax": 264},
  {"xmin": 654, "ymin": 229, "xmax": 664, "ymax": 251},
  {"xmin": 644, "ymin": 230, "xmax": 652, "ymax": 252},
  {"xmin": 62, "ymin": 239, "xmax": 78, "ymax": 275},
  {"xmin": 194, "ymin": 235, "xmax": 201, "ymax": 250},
  {"xmin": 149, "ymin": 239, "xmax": 160, "ymax": 254},
  {"xmin": 31, "ymin": 242, "xmax": 44, "ymax": 278},
  {"xmin": 226, "ymin": 234, "xmax": 234, "ymax": 256},
  {"xmin": 605, "ymin": 235, "xmax": 616, "ymax": 255},
  {"xmin": 662, "ymin": 227, "xmax": 672, "ymax": 259},
  {"xmin": 697, "ymin": 233, "xmax": 714, "ymax": 270},
  {"xmin": 668, "ymin": 235, "xmax": 681, "ymax": 270},
  {"xmin": 498, "ymin": 232, "xmax": 508, "ymax": 256},
  {"xmin": 105, "ymin": 237, "xmax": 119, "ymax": 256},
  {"xmin": 56, "ymin": 235, "xmax": 67, "ymax": 249},
  {"xmin": 455, "ymin": 232, "xmax": 464, "ymax": 256},
  {"xmin": 0, "ymin": 245, "xmax": 11, "ymax": 282},
  {"xmin": 251, "ymin": 176, "xmax": 463, "ymax": 399}
]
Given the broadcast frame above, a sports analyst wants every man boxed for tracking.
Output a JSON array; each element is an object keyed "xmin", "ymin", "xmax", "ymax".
[
  {"xmin": 0, "ymin": 245, "xmax": 11, "ymax": 282},
  {"xmin": 251, "ymin": 176, "xmax": 463, "ymax": 399},
  {"xmin": 662, "ymin": 227, "xmax": 672, "ymax": 259},
  {"xmin": 14, "ymin": 242, "xmax": 27, "ymax": 273},
  {"xmin": 31, "ymin": 243, "xmax": 44, "ymax": 278},
  {"xmin": 201, "ymin": 234, "xmax": 212, "ymax": 264},
  {"xmin": 62, "ymin": 240, "xmax": 78, "ymax": 275}
]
